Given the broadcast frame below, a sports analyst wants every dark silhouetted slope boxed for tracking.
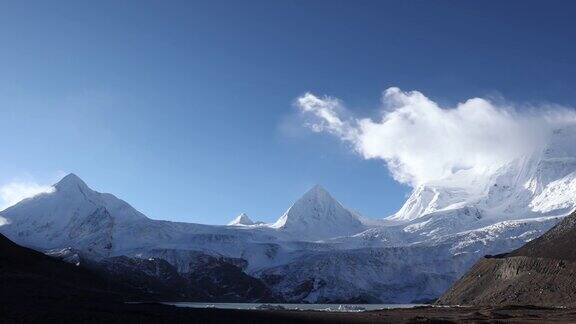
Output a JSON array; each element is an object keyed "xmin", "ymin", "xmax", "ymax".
[
  {"xmin": 0, "ymin": 233, "xmax": 131, "ymax": 303},
  {"xmin": 437, "ymin": 210, "xmax": 576, "ymax": 306}
]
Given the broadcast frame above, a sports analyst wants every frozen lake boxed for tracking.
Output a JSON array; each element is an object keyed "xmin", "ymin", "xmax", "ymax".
[{"xmin": 164, "ymin": 302, "xmax": 424, "ymax": 312}]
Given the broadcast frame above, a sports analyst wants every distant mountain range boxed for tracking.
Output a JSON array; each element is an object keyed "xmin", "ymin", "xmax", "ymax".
[{"xmin": 1, "ymin": 127, "xmax": 575, "ymax": 303}]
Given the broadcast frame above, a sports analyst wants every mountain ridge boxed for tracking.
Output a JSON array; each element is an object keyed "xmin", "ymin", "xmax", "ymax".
[{"xmin": 1, "ymin": 149, "xmax": 576, "ymax": 303}]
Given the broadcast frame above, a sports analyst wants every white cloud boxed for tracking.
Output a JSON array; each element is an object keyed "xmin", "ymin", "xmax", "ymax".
[
  {"xmin": 0, "ymin": 181, "xmax": 55, "ymax": 211},
  {"xmin": 297, "ymin": 87, "xmax": 576, "ymax": 188}
]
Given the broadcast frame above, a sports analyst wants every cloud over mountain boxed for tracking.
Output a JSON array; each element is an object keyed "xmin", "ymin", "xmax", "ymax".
[
  {"xmin": 297, "ymin": 87, "xmax": 576, "ymax": 187},
  {"xmin": 0, "ymin": 181, "xmax": 54, "ymax": 211}
]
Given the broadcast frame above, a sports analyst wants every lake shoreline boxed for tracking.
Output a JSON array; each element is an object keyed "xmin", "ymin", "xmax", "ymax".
[
  {"xmin": 161, "ymin": 301, "xmax": 425, "ymax": 312},
  {"xmin": 3, "ymin": 299, "xmax": 576, "ymax": 323}
]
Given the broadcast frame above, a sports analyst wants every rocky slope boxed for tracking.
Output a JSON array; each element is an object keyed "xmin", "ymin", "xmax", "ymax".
[
  {"xmin": 437, "ymin": 210, "xmax": 576, "ymax": 306},
  {"xmin": 0, "ymin": 232, "xmax": 137, "ymax": 303},
  {"xmin": 48, "ymin": 246, "xmax": 279, "ymax": 302}
]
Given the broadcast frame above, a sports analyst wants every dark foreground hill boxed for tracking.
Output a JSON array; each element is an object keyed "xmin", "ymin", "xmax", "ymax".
[
  {"xmin": 4, "ymin": 233, "xmax": 576, "ymax": 322},
  {"xmin": 0, "ymin": 233, "xmax": 286, "ymax": 323},
  {"xmin": 0, "ymin": 232, "xmax": 135, "ymax": 303},
  {"xmin": 437, "ymin": 210, "xmax": 576, "ymax": 306}
]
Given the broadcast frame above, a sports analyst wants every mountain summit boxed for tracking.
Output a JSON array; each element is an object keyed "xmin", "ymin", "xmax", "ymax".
[
  {"xmin": 0, "ymin": 173, "xmax": 147, "ymax": 256},
  {"xmin": 54, "ymin": 173, "xmax": 90, "ymax": 192},
  {"xmin": 228, "ymin": 213, "xmax": 256, "ymax": 226},
  {"xmin": 271, "ymin": 185, "xmax": 366, "ymax": 240}
]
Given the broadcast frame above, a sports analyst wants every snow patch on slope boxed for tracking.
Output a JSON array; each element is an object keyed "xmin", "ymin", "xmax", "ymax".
[{"xmin": 531, "ymin": 171, "xmax": 576, "ymax": 214}]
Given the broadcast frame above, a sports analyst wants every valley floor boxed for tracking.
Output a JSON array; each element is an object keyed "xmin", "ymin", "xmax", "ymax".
[{"xmin": 3, "ymin": 301, "xmax": 576, "ymax": 323}]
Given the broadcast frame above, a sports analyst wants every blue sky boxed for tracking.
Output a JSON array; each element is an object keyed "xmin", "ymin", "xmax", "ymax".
[{"xmin": 1, "ymin": 1, "xmax": 576, "ymax": 224}]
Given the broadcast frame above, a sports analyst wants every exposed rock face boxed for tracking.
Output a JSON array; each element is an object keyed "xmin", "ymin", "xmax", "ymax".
[
  {"xmin": 51, "ymin": 248, "xmax": 280, "ymax": 302},
  {"xmin": 437, "ymin": 210, "xmax": 576, "ymax": 306},
  {"xmin": 437, "ymin": 256, "xmax": 576, "ymax": 306},
  {"xmin": 183, "ymin": 256, "xmax": 278, "ymax": 302},
  {"xmin": 89, "ymin": 256, "xmax": 201, "ymax": 299},
  {"xmin": 509, "ymin": 210, "xmax": 576, "ymax": 261}
]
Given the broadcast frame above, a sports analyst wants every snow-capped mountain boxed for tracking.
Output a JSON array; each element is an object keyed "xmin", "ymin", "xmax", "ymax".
[
  {"xmin": 1, "ymin": 126, "xmax": 575, "ymax": 303},
  {"xmin": 390, "ymin": 126, "xmax": 576, "ymax": 227},
  {"xmin": 0, "ymin": 174, "xmax": 147, "ymax": 257},
  {"xmin": 271, "ymin": 185, "xmax": 367, "ymax": 241},
  {"xmin": 228, "ymin": 213, "xmax": 261, "ymax": 226}
]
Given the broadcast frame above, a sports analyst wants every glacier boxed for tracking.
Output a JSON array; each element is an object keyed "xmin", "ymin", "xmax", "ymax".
[{"xmin": 1, "ymin": 127, "xmax": 576, "ymax": 303}]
